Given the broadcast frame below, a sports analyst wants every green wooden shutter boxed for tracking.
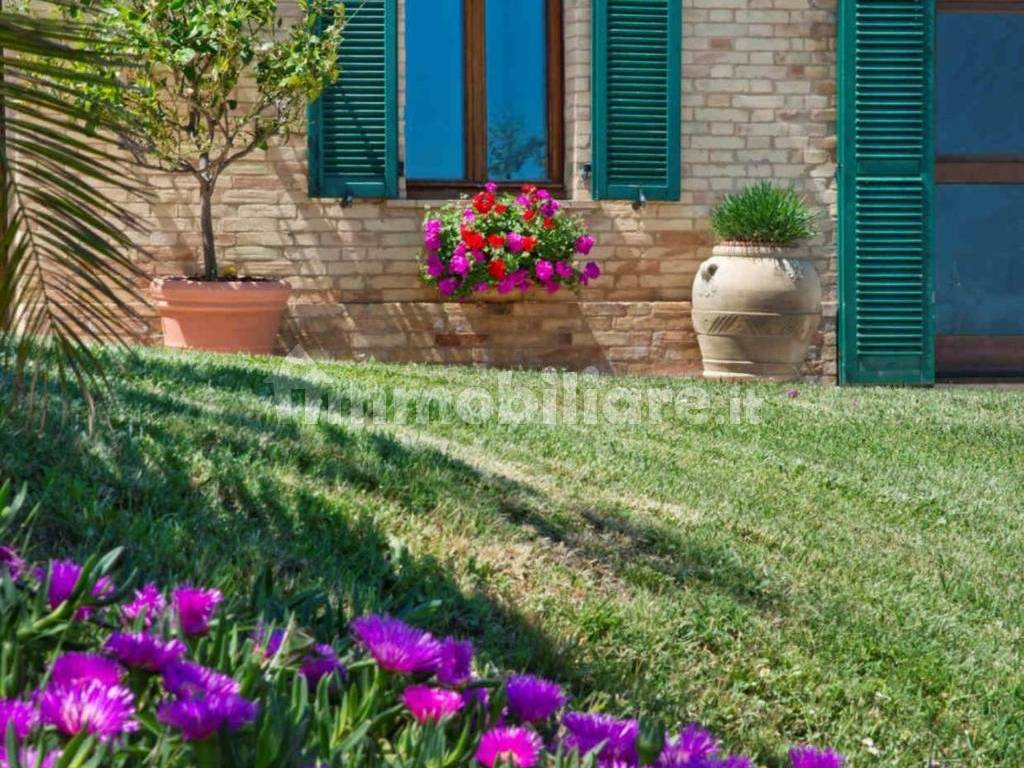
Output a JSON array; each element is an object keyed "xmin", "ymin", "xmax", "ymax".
[
  {"xmin": 839, "ymin": 0, "xmax": 934, "ymax": 384},
  {"xmin": 592, "ymin": 0, "xmax": 681, "ymax": 201},
  {"xmin": 308, "ymin": 0, "xmax": 397, "ymax": 198}
]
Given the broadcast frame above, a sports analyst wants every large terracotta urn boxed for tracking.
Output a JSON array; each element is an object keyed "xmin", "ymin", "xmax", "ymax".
[
  {"xmin": 151, "ymin": 278, "xmax": 291, "ymax": 355},
  {"xmin": 691, "ymin": 243, "xmax": 821, "ymax": 381}
]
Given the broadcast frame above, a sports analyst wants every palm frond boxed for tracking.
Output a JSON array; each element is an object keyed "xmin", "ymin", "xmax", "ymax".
[{"xmin": 0, "ymin": 3, "xmax": 148, "ymax": 426}]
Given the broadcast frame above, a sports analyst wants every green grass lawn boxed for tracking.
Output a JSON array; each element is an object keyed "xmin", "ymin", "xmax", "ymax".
[{"xmin": 2, "ymin": 347, "xmax": 1023, "ymax": 767}]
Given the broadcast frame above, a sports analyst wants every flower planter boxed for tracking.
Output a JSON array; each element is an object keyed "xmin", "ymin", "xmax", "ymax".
[
  {"xmin": 691, "ymin": 243, "xmax": 822, "ymax": 381},
  {"xmin": 151, "ymin": 278, "xmax": 291, "ymax": 355}
]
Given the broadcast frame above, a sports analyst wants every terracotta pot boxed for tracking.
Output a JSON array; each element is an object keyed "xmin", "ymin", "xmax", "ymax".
[
  {"xmin": 691, "ymin": 243, "xmax": 821, "ymax": 381},
  {"xmin": 151, "ymin": 278, "xmax": 291, "ymax": 355}
]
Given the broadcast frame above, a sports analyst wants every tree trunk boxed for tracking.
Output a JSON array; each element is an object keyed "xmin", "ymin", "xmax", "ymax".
[{"xmin": 199, "ymin": 180, "xmax": 216, "ymax": 280}]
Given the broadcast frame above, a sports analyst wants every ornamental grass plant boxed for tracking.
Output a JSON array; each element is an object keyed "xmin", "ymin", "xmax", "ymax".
[{"xmin": 709, "ymin": 182, "xmax": 816, "ymax": 246}]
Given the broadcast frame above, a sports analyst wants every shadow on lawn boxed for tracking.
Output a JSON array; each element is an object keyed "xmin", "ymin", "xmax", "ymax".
[{"xmin": 0, "ymin": 350, "xmax": 777, "ymax": 684}]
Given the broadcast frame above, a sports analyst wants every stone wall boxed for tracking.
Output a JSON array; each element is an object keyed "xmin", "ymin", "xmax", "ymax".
[{"xmin": 133, "ymin": 0, "xmax": 839, "ymax": 378}]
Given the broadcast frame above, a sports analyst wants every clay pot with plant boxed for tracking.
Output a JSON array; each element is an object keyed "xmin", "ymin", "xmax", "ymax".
[
  {"xmin": 692, "ymin": 182, "xmax": 822, "ymax": 380},
  {"xmin": 93, "ymin": 0, "xmax": 344, "ymax": 354}
]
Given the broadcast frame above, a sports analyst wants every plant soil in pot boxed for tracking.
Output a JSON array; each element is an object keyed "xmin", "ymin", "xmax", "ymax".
[
  {"xmin": 692, "ymin": 182, "xmax": 822, "ymax": 381},
  {"xmin": 151, "ymin": 277, "xmax": 291, "ymax": 355}
]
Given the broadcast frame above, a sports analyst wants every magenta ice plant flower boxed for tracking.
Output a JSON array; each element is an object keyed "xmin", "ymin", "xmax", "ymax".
[
  {"xmin": 506, "ymin": 675, "xmax": 567, "ymax": 723},
  {"xmin": 351, "ymin": 615, "xmax": 443, "ymax": 675},
  {"xmin": 120, "ymin": 583, "xmax": 166, "ymax": 628},
  {"xmin": 657, "ymin": 725, "xmax": 719, "ymax": 767},
  {"xmin": 401, "ymin": 685, "xmax": 465, "ymax": 724},
  {"xmin": 39, "ymin": 681, "xmax": 137, "ymax": 741},
  {"xmin": 162, "ymin": 660, "xmax": 240, "ymax": 698},
  {"xmin": 0, "ymin": 699, "xmax": 38, "ymax": 739},
  {"xmin": 0, "ymin": 546, "xmax": 24, "ymax": 580},
  {"xmin": 51, "ymin": 652, "xmax": 123, "ymax": 687},
  {"xmin": 476, "ymin": 726, "xmax": 543, "ymax": 768},
  {"xmin": 172, "ymin": 586, "xmax": 222, "ymax": 636},
  {"xmin": 0, "ymin": 748, "xmax": 61, "ymax": 768},
  {"xmin": 436, "ymin": 638, "xmax": 473, "ymax": 687},
  {"xmin": 38, "ymin": 561, "xmax": 114, "ymax": 619},
  {"xmin": 562, "ymin": 712, "xmax": 639, "ymax": 767},
  {"xmin": 299, "ymin": 644, "xmax": 347, "ymax": 687},
  {"xmin": 157, "ymin": 693, "xmax": 258, "ymax": 741},
  {"xmin": 789, "ymin": 747, "xmax": 845, "ymax": 768},
  {"xmin": 104, "ymin": 632, "xmax": 187, "ymax": 673},
  {"xmin": 253, "ymin": 625, "xmax": 286, "ymax": 658}
]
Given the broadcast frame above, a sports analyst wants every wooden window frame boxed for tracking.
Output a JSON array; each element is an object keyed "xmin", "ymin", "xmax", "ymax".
[
  {"xmin": 405, "ymin": 0, "xmax": 564, "ymax": 199},
  {"xmin": 935, "ymin": 0, "xmax": 1024, "ymax": 183}
]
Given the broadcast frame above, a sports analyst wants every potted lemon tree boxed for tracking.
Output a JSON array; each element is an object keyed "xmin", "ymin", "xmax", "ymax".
[
  {"xmin": 94, "ymin": 0, "xmax": 343, "ymax": 354},
  {"xmin": 692, "ymin": 182, "xmax": 821, "ymax": 380}
]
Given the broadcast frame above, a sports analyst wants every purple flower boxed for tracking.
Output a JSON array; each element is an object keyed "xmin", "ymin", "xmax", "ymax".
[
  {"xmin": 424, "ymin": 219, "xmax": 443, "ymax": 250},
  {"xmin": 540, "ymin": 199, "xmax": 560, "ymax": 218},
  {"xmin": 436, "ymin": 638, "xmax": 473, "ymax": 687},
  {"xmin": 506, "ymin": 232, "xmax": 525, "ymax": 253},
  {"xmin": 162, "ymin": 660, "xmax": 240, "ymax": 698},
  {"xmin": 463, "ymin": 209, "xmax": 476, "ymax": 223},
  {"xmin": 39, "ymin": 681, "xmax": 137, "ymax": 741},
  {"xmin": 51, "ymin": 652, "xmax": 123, "ymax": 687},
  {"xmin": 584, "ymin": 262, "xmax": 601, "ymax": 280},
  {"xmin": 121, "ymin": 583, "xmax": 166, "ymax": 628},
  {"xmin": 575, "ymin": 235, "xmax": 595, "ymax": 255},
  {"xmin": 474, "ymin": 282, "xmax": 490, "ymax": 293},
  {"xmin": 715, "ymin": 759, "xmax": 752, "ymax": 768},
  {"xmin": 506, "ymin": 675, "xmax": 566, "ymax": 723},
  {"xmin": 253, "ymin": 625, "xmax": 286, "ymax": 658},
  {"xmin": 0, "ymin": 547, "xmax": 24, "ymax": 580},
  {"xmin": 0, "ymin": 748, "xmax": 61, "ymax": 768},
  {"xmin": 497, "ymin": 276, "xmax": 516, "ymax": 295},
  {"xmin": 555, "ymin": 262, "xmax": 574, "ymax": 279},
  {"xmin": 562, "ymin": 712, "xmax": 638, "ymax": 767},
  {"xmin": 426, "ymin": 253, "xmax": 445, "ymax": 278},
  {"xmin": 299, "ymin": 644, "xmax": 346, "ymax": 687},
  {"xmin": 515, "ymin": 195, "xmax": 531, "ymax": 208},
  {"xmin": 439, "ymin": 278, "xmax": 459, "ymax": 297},
  {"xmin": 400, "ymin": 685, "xmax": 465, "ymax": 724},
  {"xmin": 789, "ymin": 747, "xmax": 845, "ymax": 768},
  {"xmin": 485, "ymin": 182, "xmax": 498, "ymax": 194},
  {"xmin": 451, "ymin": 252, "xmax": 470, "ymax": 276},
  {"xmin": 38, "ymin": 561, "xmax": 114, "ymax": 619},
  {"xmin": 351, "ymin": 615, "xmax": 442, "ymax": 675},
  {"xmin": 462, "ymin": 685, "xmax": 490, "ymax": 708},
  {"xmin": 157, "ymin": 693, "xmax": 258, "ymax": 741},
  {"xmin": 476, "ymin": 726, "xmax": 543, "ymax": 768},
  {"xmin": 473, "ymin": 249, "xmax": 487, "ymax": 262},
  {"xmin": 0, "ymin": 699, "xmax": 38, "ymax": 739},
  {"xmin": 172, "ymin": 586, "xmax": 222, "ymax": 636},
  {"xmin": 536, "ymin": 189, "xmax": 552, "ymax": 200},
  {"xmin": 787, "ymin": 389, "xmax": 799, "ymax": 399},
  {"xmin": 657, "ymin": 725, "xmax": 719, "ymax": 767},
  {"xmin": 105, "ymin": 632, "xmax": 187, "ymax": 673},
  {"xmin": 534, "ymin": 260, "xmax": 554, "ymax": 283}
]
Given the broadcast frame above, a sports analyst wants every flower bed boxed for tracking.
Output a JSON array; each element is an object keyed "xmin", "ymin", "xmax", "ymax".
[
  {"xmin": 0, "ymin": 541, "xmax": 846, "ymax": 768},
  {"xmin": 420, "ymin": 184, "xmax": 601, "ymax": 300}
]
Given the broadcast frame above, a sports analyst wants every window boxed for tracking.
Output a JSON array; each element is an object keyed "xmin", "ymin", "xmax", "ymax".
[{"xmin": 404, "ymin": 0, "xmax": 563, "ymax": 195}]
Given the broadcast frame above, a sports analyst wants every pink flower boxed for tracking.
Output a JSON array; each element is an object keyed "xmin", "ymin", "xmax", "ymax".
[
  {"xmin": 121, "ymin": 583, "xmax": 166, "ymax": 628},
  {"xmin": 51, "ymin": 653, "xmax": 123, "ymax": 687},
  {"xmin": 439, "ymin": 278, "xmax": 459, "ymax": 296},
  {"xmin": 401, "ymin": 685, "xmax": 465, "ymax": 724},
  {"xmin": 172, "ymin": 586, "xmax": 222, "ymax": 636},
  {"xmin": 474, "ymin": 282, "xmax": 490, "ymax": 293},
  {"xmin": 38, "ymin": 561, "xmax": 114, "ymax": 619},
  {"xmin": 476, "ymin": 726, "xmax": 542, "ymax": 768},
  {"xmin": 104, "ymin": 632, "xmax": 187, "ymax": 673},
  {"xmin": 451, "ymin": 252, "xmax": 470, "ymax": 276},
  {"xmin": 39, "ymin": 681, "xmax": 137, "ymax": 741},
  {"xmin": 162, "ymin": 660, "xmax": 239, "ymax": 698},
  {"xmin": 575, "ymin": 235, "xmax": 595, "ymax": 255},
  {"xmin": 0, "ymin": 699, "xmax": 39, "ymax": 739},
  {"xmin": 426, "ymin": 253, "xmax": 444, "ymax": 278},
  {"xmin": 157, "ymin": 694, "xmax": 258, "ymax": 741},
  {"xmin": 485, "ymin": 182, "xmax": 498, "ymax": 194},
  {"xmin": 535, "ymin": 260, "xmax": 554, "ymax": 282},
  {"xmin": 351, "ymin": 615, "xmax": 442, "ymax": 675},
  {"xmin": 506, "ymin": 232, "xmax": 524, "ymax": 254},
  {"xmin": 555, "ymin": 262, "xmax": 573, "ymax": 279}
]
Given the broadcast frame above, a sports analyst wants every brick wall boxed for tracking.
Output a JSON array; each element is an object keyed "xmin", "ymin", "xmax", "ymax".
[{"xmin": 136, "ymin": 0, "xmax": 839, "ymax": 378}]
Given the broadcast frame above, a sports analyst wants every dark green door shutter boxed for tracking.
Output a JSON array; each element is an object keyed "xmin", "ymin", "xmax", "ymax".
[
  {"xmin": 308, "ymin": 0, "xmax": 397, "ymax": 198},
  {"xmin": 839, "ymin": 0, "xmax": 934, "ymax": 384},
  {"xmin": 592, "ymin": 0, "xmax": 681, "ymax": 201}
]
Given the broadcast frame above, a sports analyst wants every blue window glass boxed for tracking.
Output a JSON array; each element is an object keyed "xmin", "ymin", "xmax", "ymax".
[
  {"xmin": 936, "ymin": 13, "xmax": 1024, "ymax": 155},
  {"xmin": 404, "ymin": 0, "xmax": 464, "ymax": 179},
  {"xmin": 485, "ymin": 0, "xmax": 547, "ymax": 180},
  {"xmin": 935, "ymin": 185, "xmax": 1024, "ymax": 336}
]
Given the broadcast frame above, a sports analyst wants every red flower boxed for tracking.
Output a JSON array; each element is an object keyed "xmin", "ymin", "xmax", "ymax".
[
  {"xmin": 473, "ymin": 192, "xmax": 495, "ymax": 215},
  {"xmin": 542, "ymin": 218, "xmax": 555, "ymax": 230},
  {"xmin": 488, "ymin": 260, "xmax": 507, "ymax": 279},
  {"xmin": 521, "ymin": 184, "xmax": 536, "ymax": 194},
  {"xmin": 522, "ymin": 236, "xmax": 537, "ymax": 252},
  {"xmin": 495, "ymin": 204, "xmax": 508, "ymax": 214},
  {"xmin": 523, "ymin": 209, "xmax": 537, "ymax": 223},
  {"xmin": 461, "ymin": 227, "xmax": 486, "ymax": 251},
  {"xmin": 488, "ymin": 234, "xmax": 506, "ymax": 249}
]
